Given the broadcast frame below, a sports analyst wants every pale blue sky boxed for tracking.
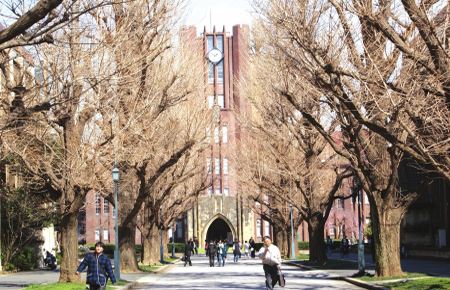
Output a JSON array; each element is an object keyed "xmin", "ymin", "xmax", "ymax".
[{"xmin": 183, "ymin": 0, "xmax": 253, "ymax": 33}]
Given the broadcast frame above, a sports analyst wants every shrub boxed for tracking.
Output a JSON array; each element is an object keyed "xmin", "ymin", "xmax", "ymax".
[
  {"xmin": 167, "ymin": 243, "xmax": 185, "ymax": 253},
  {"xmin": 298, "ymin": 241, "xmax": 309, "ymax": 250},
  {"xmin": 11, "ymin": 247, "xmax": 38, "ymax": 271}
]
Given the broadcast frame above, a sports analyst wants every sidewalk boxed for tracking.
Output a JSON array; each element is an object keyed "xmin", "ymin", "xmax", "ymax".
[
  {"xmin": 285, "ymin": 252, "xmax": 450, "ymax": 289},
  {"xmin": 0, "ymin": 260, "xmax": 179, "ymax": 290}
]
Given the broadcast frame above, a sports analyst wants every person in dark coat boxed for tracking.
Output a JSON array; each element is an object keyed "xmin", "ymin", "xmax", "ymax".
[
  {"xmin": 249, "ymin": 237, "xmax": 256, "ymax": 258},
  {"xmin": 76, "ymin": 241, "xmax": 116, "ymax": 290},
  {"xmin": 208, "ymin": 240, "xmax": 217, "ymax": 267},
  {"xmin": 184, "ymin": 239, "xmax": 193, "ymax": 266}
]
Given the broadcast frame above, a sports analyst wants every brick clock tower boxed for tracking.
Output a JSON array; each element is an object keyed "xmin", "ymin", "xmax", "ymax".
[{"xmin": 180, "ymin": 25, "xmax": 264, "ymax": 245}]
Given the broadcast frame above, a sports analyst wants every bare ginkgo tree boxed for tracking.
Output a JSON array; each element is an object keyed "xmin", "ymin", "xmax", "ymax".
[{"xmin": 253, "ymin": 0, "xmax": 449, "ymax": 276}]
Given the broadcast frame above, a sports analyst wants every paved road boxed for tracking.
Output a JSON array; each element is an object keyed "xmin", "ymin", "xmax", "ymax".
[{"xmin": 132, "ymin": 255, "xmax": 363, "ymax": 290}]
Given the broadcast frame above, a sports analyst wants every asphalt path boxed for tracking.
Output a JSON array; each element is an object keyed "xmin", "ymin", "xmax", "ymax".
[{"xmin": 132, "ymin": 255, "xmax": 363, "ymax": 290}]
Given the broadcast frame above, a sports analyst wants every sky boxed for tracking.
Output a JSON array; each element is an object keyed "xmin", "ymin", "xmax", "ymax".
[{"xmin": 182, "ymin": 0, "xmax": 254, "ymax": 33}]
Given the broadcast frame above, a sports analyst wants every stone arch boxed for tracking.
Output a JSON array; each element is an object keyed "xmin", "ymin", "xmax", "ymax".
[{"xmin": 202, "ymin": 213, "xmax": 236, "ymax": 243}]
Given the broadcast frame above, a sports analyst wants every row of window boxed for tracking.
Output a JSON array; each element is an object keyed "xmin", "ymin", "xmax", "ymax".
[
  {"xmin": 206, "ymin": 126, "xmax": 228, "ymax": 144},
  {"xmin": 207, "ymin": 35, "xmax": 224, "ymax": 52},
  {"xmin": 95, "ymin": 193, "xmax": 116, "ymax": 218},
  {"xmin": 206, "ymin": 158, "xmax": 229, "ymax": 175},
  {"xmin": 335, "ymin": 192, "xmax": 370, "ymax": 209},
  {"xmin": 256, "ymin": 219, "xmax": 271, "ymax": 238},
  {"xmin": 207, "ymin": 187, "xmax": 230, "ymax": 196},
  {"xmin": 95, "ymin": 229, "xmax": 110, "ymax": 241},
  {"xmin": 207, "ymin": 95, "xmax": 224, "ymax": 109}
]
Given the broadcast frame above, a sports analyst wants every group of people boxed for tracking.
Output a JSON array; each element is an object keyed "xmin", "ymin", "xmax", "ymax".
[{"xmin": 76, "ymin": 237, "xmax": 284, "ymax": 290}]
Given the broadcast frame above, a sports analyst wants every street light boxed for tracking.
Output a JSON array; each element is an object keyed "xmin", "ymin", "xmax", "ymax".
[
  {"xmin": 159, "ymin": 207, "xmax": 164, "ymax": 264},
  {"xmin": 171, "ymin": 222, "xmax": 176, "ymax": 258},
  {"xmin": 112, "ymin": 162, "xmax": 120, "ymax": 280},
  {"xmin": 353, "ymin": 174, "xmax": 365, "ymax": 275},
  {"xmin": 289, "ymin": 204, "xmax": 296, "ymax": 260}
]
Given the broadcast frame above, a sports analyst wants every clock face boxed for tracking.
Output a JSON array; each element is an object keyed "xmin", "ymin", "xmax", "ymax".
[{"xmin": 207, "ymin": 48, "xmax": 223, "ymax": 64}]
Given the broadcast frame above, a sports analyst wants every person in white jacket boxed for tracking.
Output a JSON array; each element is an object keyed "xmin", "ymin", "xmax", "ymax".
[{"xmin": 258, "ymin": 236, "xmax": 282, "ymax": 290}]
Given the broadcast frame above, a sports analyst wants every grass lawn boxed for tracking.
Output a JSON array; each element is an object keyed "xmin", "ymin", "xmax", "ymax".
[
  {"xmin": 24, "ymin": 280, "xmax": 128, "ymax": 290},
  {"xmin": 383, "ymin": 277, "xmax": 450, "ymax": 289},
  {"xmin": 138, "ymin": 256, "xmax": 179, "ymax": 272},
  {"xmin": 295, "ymin": 253, "xmax": 309, "ymax": 261},
  {"xmin": 358, "ymin": 272, "xmax": 428, "ymax": 282}
]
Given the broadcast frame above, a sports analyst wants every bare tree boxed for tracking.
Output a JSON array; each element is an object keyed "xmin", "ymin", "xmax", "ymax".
[{"xmin": 253, "ymin": 0, "xmax": 449, "ymax": 276}]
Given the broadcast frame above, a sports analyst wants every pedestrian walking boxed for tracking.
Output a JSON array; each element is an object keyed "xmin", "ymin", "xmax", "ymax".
[
  {"xmin": 217, "ymin": 240, "xmax": 224, "ymax": 266},
  {"xmin": 258, "ymin": 236, "xmax": 282, "ymax": 290},
  {"xmin": 76, "ymin": 241, "xmax": 116, "ymax": 290},
  {"xmin": 205, "ymin": 240, "xmax": 209, "ymax": 257},
  {"xmin": 233, "ymin": 239, "xmax": 241, "ymax": 263},
  {"xmin": 184, "ymin": 239, "xmax": 193, "ymax": 267},
  {"xmin": 326, "ymin": 235, "xmax": 333, "ymax": 256},
  {"xmin": 244, "ymin": 240, "xmax": 250, "ymax": 258},
  {"xmin": 222, "ymin": 240, "xmax": 228, "ymax": 266},
  {"xmin": 194, "ymin": 236, "xmax": 199, "ymax": 255},
  {"xmin": 249, "ymin": 237, "xmax": 256, "ymax": 258},
  {"xmin": 208, "ymin": 240, "xmax": 217, "ymax": 267}
]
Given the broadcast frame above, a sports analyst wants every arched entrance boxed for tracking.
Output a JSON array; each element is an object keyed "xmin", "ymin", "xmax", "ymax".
[{"xmin": 206, "ymin": 218, "xmax": 233, "ymax": 242}]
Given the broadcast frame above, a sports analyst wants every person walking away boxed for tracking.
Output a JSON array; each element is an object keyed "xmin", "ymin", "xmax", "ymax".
[
  {"xmin": 244, "ymin": 241, "xmax": 250, "ymax": 258},
  {"xmin": 184, "ymin": 239, "xmax": 193, "ymax": 266},
  {"xmin": 249, "ymin": 237, "xmax": 256, "ymax": 258},
  {"xmin": 208, "ymin": 240, "xmax": 217, "ymax": 267},
  {"xmin": 194, "ymin": 236, "xmax": 199, "ymax": 255},
  {"xmin": 258, "ymin": 236, "xmax": 282, "ymax": 290},
  {"xmin": 326, "ymin": 235, "xmax": 333, "ymax": 256},
  {"xmin": 233, "ymin": 239, "xmax": 241, "ymax": 263},
  {"xmin": 217, "ymin": 240, "xmax": 224, "ymax": 266},
  {"xmin": 76, "ymin": 241, "xmax": 116, "ymax": 290},
  {"xmin": 205, "ymin": 240, "xmax": 209, "ymax": 257},
  {"xmin": 222, "ymin": 240, "xmax": 229, "ymax": 266}
]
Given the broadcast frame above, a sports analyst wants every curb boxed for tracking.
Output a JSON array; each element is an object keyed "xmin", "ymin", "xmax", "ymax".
[
  {"xmin": 125, "ymin": 258, "xmax": 182, "ymax": 289},
  {"xmin": 283, "ymin": 261, "xmax": 388, "ymax": 290}
]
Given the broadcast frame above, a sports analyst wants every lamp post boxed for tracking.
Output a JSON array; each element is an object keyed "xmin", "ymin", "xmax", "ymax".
[
  {"xmin": 112, "ymin": 163, "xmax": 120, "ymax": 280},
  {"xmin": 354, "ymin": 175, "xmax": 365, "ymax": 275},
  {"xmin": 289, "ymin": 204, "xmax": 295, "ymax": 260},
  {"xmin": 160, "ymin": 207, "xmax": 164, "ymax": 264},
  {"xmin": 171, "ymin": 222, "xmax": 176, "ymax": 258}
]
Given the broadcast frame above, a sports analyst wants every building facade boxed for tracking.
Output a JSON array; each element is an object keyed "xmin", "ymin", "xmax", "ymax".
[{"xmin": 181, "ymin": 25, "xmax": 265, "ymax": 245}]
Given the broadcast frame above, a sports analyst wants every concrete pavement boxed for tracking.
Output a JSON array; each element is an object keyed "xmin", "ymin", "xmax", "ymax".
[{"xmin": 131, "ymin": 255, "xmax": 363, "ymax": 289}]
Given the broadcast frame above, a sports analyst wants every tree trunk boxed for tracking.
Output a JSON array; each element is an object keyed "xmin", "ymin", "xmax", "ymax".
[
  {"xmin": 308, "ymin": 215, "xmax": 326, "ymax": 264},
  {"xmin": 59, "ymin": 212, "xmax": 80, "ymax": 282},
  {"xmin": 371, "ymin": 204, "xmax": 405, "ymax": 276},
  {"xmin": 141, "ymin": 223, "xmax": 160, "ymax": 265},
  {"xmin": 119, "ymin": 222, "xmax": 139, "ymax": 272},
  {"xmin": 273, "ymin": 224, "xmax": 288, "ymax": 257}
]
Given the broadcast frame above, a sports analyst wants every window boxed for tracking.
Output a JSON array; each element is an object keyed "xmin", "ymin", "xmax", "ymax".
[
  {"xmin": 218, "ymin": 95, "xmax": 224, "ymax": 108},
  {"xmin": 222, "ymin": 126, "xmax": 228, "ymax": 143},
  {"xmin": 208, "ymin": 187, "xmax": 213, "ymax": 195},
  {"xmin": 207, "ymin": 35, "xmax": 214, "ymax": 51},
  {"xmin": 264, "ymin": 221, "xmax": 270, "ymax": 237},
  {"xmin": 338, "ymin": 198, "xmax": 345, "ymax": 209},
  {"xmin": 214, "ymin": 127, "xmax": 220, "ymax": 143},
  {"xmin": 328, "ymin": 226, "xmax": 335, "ymax": 236},
  {"xmin": 103, "ymin": 230, "xmax": 109, "ymax": 241},
  {"xmin": 217, "ymin": 35, "xmax": 224, "ymax": 51},
  {"xmin": 223, "ymin": 158, "xmax": 229, "ymax": 175},
  {"xmin": 215, "ymin": 188, "xmax": 221, "ymax": 195},
  {"xmin": 223, "ymin": 188, "xmax": 229, "ymax": 196},
  {"xmin": 95, "ymin": 193, "xmax": 101, "ymax": 215},
  {"xmin": 208, "ymin": 95, "xmax": 214, "ymax": 108},
  {"xmin": 95, "ymin": 230, "xmax": 100, "ymax": 241},
  {"xmin": 207, "ymin": 158, "xmax": 212, "ymax": 174},
  {"xmin": 208, "ymin": 63, "xmax": 214, "ymax": 83},
  {"xmin": 364, "ymin": 193, "xmax": 370, "ymax": 204},
  {"xmin": 256, "ymin": 219, "xmax": 262, "ymax": 237},
  {"xmin": 217, "ymin": 61, "xmax": 224, "ymax": 83},
  {"xmin": 215, "ymin": 158, "xmax": 220, "ymax": 174},
  {"xmin": 104, "ymin": 200, "xmax": 109, "ymax": 214}
]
